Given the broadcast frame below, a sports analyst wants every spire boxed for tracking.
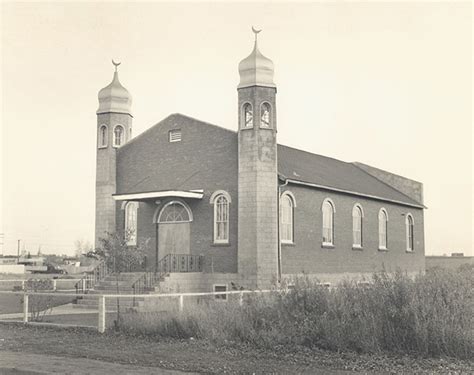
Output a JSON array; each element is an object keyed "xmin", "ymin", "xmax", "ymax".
[
  {"xmin": 238, "ymin": 27, "xmax": 275, "ymax": 89},
  {"xmin": 97, "ymin": 60, "xmax": 132, "ymax": 116}
]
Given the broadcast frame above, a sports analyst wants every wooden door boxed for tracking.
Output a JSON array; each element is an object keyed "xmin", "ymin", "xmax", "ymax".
[{"xmin": 158, "ymin": 222, "xmax": 190, "ymax": 259}]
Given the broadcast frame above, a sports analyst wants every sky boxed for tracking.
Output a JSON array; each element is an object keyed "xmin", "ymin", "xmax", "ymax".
[{"xmin": 1, "ymin": 1, "xmax": 472, "ymax": 256}]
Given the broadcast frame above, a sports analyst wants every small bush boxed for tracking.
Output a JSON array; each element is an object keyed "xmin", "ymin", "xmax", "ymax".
[{"xmin": 121, "ymin": 268, "xmax": 473, "ymax": 359}]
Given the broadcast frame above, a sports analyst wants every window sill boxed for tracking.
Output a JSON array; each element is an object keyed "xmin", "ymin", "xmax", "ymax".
[
  {"xmin": 98, "ymin": 145, "xmax": 108, "ymax": 149},
  {"xmin": 378, "ymin": 247, "xmax": 388, "ymax": 252},
  {"xmin": 322, "ymin": 243, "xmax": 334, "ymax": 249},
  {"xmin": 281, "ymin": 241, "xmax": 295, "ymax": 247},
  {"xmin": 406, "ymin": 250, "xmax": 414, "ymax": 253},
  {"xmin": 211, "ymin": 242, "xmax": 231, "ymax": 247},
  {"xmin": 352, "ymin": 245, "xmax": 363, "ymax": 251}
]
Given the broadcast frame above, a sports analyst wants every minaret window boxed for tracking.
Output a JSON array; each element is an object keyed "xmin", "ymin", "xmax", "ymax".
[
  {"xmin": 99, "ymin": 125, "xmax": 108, "ymax": 148},
  {"xmin": 243, "ymin": 103, "xmax": 253, "ymax": 128},
  {"xmin": 113, "ymin": 125, "xmax": 124, "ymax": 147},
  {"xmin": 260, "ymin": 102, "xmax": 271, "ymax": 128}
]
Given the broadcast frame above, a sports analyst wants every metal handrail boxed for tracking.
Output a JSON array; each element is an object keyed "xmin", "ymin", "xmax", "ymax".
[
  {"xmin": 131, "ymin": 254, "xmax": 204, "ymax": 306},
  {"xmin": 74, "ymin": 260, "xmax": 108, "ymax": 294}
]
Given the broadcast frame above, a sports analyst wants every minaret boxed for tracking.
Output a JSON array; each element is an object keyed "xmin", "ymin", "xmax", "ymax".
[
  {"xmin": 237, "ymin": 28, "xmax": 278, "ymax": 288},
  {"xmin": 95, "ymin": 61, "xmax": 132, "ymax": 248}
]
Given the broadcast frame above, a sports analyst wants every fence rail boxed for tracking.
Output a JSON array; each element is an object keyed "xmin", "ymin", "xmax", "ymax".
[{"xmin": 0, "ymin": 289, "xmax": 275, "ymax": 333}]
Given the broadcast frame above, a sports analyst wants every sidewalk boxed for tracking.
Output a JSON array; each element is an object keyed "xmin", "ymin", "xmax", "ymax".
[
  {"xmin": 0, "ymin": 303, "xmax": 97, "ymax": 320},
  {"xmin": 0, "ymin": 351, "xmax": 195, "ymax": 375}
]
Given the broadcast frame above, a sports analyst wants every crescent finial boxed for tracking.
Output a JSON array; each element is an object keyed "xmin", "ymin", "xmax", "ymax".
[
  {"xmin": 112, "ymin": 59, "xmax": 121, "ymax": 72},
  {"xmin": 251, "ymin": 26, "xmax": 262, "ymax": 42}
]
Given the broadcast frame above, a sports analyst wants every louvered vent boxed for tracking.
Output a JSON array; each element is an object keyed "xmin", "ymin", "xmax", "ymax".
[{"xmin": 169, "ymin": 129, "xmax": 182, "ymax": 143}]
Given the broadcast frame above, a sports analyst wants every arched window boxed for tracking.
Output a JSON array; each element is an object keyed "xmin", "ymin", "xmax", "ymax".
[
  {"xmin": 280, "ymin": 192, "xmax": 295, "ymax": 243},
  {"xmin": 322, "ymin": 199, "xmax": 335, "ymax": 245},
  {"xmin": 99, "ymin": 125, "xmax": 108, "ymax": 148},
  {"xmin": 243, "ymin": 103, "xmax": 253, "ymax": 128},
  {"xmin": 378, "ymin": 208, "xmax": 388, "ymax": 250},
  {"xmin": 125, "ymin": 202, "xmax": 138, "ymax": 246},
  {"xmin": 113, "ymin": 125, "xmax": 124, "ymax": 147},
  {"xmin": 210, "ymin": 191, "xmax": 231, "ymax": 244},
  {"xmin": 406, "ymin": 214, "xmax": 414, "ymax": 251},
  {"xmin": 352, "ymin": 204, "xmax": 363, "ymax": 248},
  {"xmin": 158, "ymin": 201, "xmax": 192, "ymax": 223},
  {"xmin": 260, "ymin": 102, "xmax": 271, "ymax": 128}
]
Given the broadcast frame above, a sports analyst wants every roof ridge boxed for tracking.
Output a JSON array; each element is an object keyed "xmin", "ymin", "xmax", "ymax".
[
  {"xmin": 118, "ymin": 113, "xmax": 236, "ymax": 151},
  {"xmin": 277, "ymin": 143, "xmax": 350, "ymax": 164},
  {"xmin": 351, "ymin": 163, "xmax": 423, "ymax": 206}
]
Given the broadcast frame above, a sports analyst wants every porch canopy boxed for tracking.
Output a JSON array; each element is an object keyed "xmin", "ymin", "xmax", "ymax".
[{"xmin": 112, "ymin": 189, "xmax": 204, "ymax": 202}]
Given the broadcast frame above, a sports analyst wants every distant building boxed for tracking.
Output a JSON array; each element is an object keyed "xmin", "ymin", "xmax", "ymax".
[
  {"xmin": 94, "ymin": 30, "xmax": 426, "ymax": 292},
  {"xmin": 426, "ymin": 254, "xmax": 473, "ymax": 270}
]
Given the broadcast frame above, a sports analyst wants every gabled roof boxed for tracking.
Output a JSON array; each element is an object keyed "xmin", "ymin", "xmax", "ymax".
[
  {"xmin": 120, "ymin": 114, "xmax": 423, "ymax": 208},
  {"xmin": 278, "ymin": 145, "xmax": 423, "ymax": 208}
]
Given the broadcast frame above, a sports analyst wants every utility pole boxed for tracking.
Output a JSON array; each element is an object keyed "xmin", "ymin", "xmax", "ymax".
[{"xmin": 17, "ymin": 239, "xmax": 21, "ymax": 263}]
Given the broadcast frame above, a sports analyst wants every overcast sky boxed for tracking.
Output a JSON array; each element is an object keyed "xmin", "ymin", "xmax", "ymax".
[{"xmin": 1, "ymin": 2, "xmax": 472, "ymax": 256}]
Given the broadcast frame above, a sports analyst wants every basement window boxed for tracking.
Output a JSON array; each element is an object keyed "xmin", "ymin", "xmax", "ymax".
[
  {"xmin": 169, "ymin": 129, "xmax": 182, "ymax": 142},
  {"xmin": 213, "ymin": 284, "xmax": 227, "ymax": 301}
]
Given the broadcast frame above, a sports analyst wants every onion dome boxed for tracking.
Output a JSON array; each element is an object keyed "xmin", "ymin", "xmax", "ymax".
[
  {"xmin": 238, "ymin": 28, "xmax": 275, "ymax": 89},
  {"xmin": 97, "ymin": 61, "xmax": 132, "ymax": 115}
]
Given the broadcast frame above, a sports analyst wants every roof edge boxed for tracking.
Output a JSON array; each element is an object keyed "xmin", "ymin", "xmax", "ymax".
[{"xmin": 279, "ymin": 175, "xmax": 426, "ymax": 209}]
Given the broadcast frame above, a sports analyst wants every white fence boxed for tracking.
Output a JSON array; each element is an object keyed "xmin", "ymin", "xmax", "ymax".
[
  {"xmin": 0, "ymin": 278, "xmax": 82, "ymax": 292},
  {"xmin": 0, "ymin": 289, "xmax": 275, "ymax": 333}
]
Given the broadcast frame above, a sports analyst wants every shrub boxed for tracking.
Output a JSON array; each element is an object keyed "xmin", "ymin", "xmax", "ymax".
[{"xmin": 120, "ymin": 268, "xmax": 473, "ymax": 359}]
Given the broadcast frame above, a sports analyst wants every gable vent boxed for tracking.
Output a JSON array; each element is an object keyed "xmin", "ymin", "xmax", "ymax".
[{"xmin": 169, "ymin": 129, "xmax": 182, "ymax": 143}]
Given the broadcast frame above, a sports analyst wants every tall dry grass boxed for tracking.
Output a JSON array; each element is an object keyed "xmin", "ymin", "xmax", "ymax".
[{"xmin": 121, "ymin": 266, "xmax": 473, "ymax": 359}]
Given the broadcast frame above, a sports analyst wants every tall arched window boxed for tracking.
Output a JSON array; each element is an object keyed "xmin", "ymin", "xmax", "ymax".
[
  {"xmin": 280, "ymin": 193, "xmax": 295, "ymax": 243},
  {"xmin": 352, "ymin": 204, "xmax": 363, "ymax": 248},
  {"xmin": 125, "ymin": 202, "xmax": 138, "ymax": 246},
  {"xmin": 243, "ymin": 103, "xmax": 253, "ymax": 128},
  {"xmin": 260, "ymin": 102, "xmax": 271, "ymax": 128},
  {"xmin": 322, "ymin": 199, "xmax": 335, "ymax": 246},
  {"xmin": 378, "ymin": 208, "xmax": 388, "ymax": 250},
  {"xmin": 211, "ymin": 192, "xmax": 230, "ymax": 244},
  {"xmin": 99, "ymin": 125, "xmax": 108, "ymax": 148},
  {"xmin": 406, "ymin": 214, "xmax": 414, "ymax": 251},
  {"xmin": 113, "ymin": 125, "xmax": 124, "ymax": 147}
]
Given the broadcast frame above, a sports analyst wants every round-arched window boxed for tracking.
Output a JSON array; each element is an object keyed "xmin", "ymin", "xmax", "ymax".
[
  {"xmin": 158, "ymin": 201, "xmax": 192, "ymax": 223},
  {"xmin": 243, "ymin": 103, "xmax": 253, "ymax": 128},
  {"xmin": 113, "ymin": 125, "xmax": 124, "ymax": 147},
  {"xmin": 260, "ymin": 102, "xmax": 271, "ymax": 128}
]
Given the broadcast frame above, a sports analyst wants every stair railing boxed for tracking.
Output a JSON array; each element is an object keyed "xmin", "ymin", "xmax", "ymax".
[
  {"xmin": 75, "ymin": 259, "xmax": 108, "ymax": 294},
  {"xmin": 131, "ymin": 254, "xmax": 204, "ymax": 307}
]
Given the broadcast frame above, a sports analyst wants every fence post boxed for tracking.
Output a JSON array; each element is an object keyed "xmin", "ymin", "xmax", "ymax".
[
  {"xmin": 239, "ymin": 291, "xmax": 244, "ymax": 306},
  {"xmin": 178, "ymin": 295, "xmax": 184, "ymax": 312},
  {"xmin": 23, "ymin": 294, "xmax": 29, "ymax": 323},
  {"xmin": 53, "ymin": 279, "xmax": 57, "ymax": 291},
  {"xmin": 98, "ymin": 295, "xmax": 106, "ymax": 333},
  {"xmin": 82, "ymin": 278, "xmax": 86, "ymax": 292},
  {"xmin": 21, "ymin": 280, "xmax": 25, "ymax": 291}
]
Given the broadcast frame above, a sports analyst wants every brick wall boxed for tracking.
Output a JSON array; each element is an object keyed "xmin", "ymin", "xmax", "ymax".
[
  {"xmin": 115, "ymin": 114, "xmax": 238, "ymax": 272},
  {"xmin": 281, "ymin": 184, "xmax": 425, "ymax": 276}
]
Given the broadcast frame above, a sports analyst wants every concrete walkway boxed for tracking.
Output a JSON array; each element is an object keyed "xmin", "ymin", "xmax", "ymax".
[
  {"xmin": 0, "ymin": 351, "xmax": 196, "ymax": 375},
  {"xmin": 0, "ymin": 303, "xmax": 97, "ymax": 320}
]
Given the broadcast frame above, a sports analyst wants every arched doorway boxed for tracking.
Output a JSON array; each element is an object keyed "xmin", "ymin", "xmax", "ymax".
[{"xmin": 156, "ymin": 201, "xmax": 192, "ymax": 260}]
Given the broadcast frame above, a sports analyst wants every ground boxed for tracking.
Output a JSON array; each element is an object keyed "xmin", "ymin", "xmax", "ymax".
[{"xmin": 0, "ymin": 324, "xmax": 472, "ymax": 374}]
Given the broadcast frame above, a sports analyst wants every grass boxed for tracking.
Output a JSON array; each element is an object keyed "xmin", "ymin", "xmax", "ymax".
[
  {"xmin": 1, "ymin": 324, "xmax": 473, "ymax": 374},
  {"xmin": 120, "ymin": 266, "xmax": 473, "ymax": 360}
]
